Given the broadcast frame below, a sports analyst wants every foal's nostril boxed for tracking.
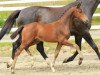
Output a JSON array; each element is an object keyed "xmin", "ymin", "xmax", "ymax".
[{"xmin": 84, "ymin": 20, "xmax": 89, "ymax": 24}]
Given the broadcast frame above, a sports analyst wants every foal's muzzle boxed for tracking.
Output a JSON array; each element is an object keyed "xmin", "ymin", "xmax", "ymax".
[{"xmin": 83, "ymin": 20, "xmax": 89, "ymax": 24}]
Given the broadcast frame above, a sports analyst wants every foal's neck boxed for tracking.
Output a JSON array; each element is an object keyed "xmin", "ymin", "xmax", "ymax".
[{"xmin": 59, "ymin": 7, "xmax": 75, "ymax": 25}]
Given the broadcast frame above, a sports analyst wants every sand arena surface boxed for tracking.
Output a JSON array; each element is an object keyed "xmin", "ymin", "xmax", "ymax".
[{"xmin": 0, "ymin": 50, "xmax": 100, "ymax": 75}]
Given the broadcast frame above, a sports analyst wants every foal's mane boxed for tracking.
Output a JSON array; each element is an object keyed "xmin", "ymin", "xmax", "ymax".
[{"xmin": 60, "ymin": 1, "xmax": 80, "ymax": 18}]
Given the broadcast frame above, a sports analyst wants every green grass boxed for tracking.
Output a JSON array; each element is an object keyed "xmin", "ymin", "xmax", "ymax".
[
  {"xmin": 0, "ymin": 42, "xmax": 12, "ymax": 57},
  {"xmin": 95, "ymin": 8, "xmax": 100, "ymax": 13},
  {"xmin": 92, "ymin": 17, "xmax": 100, "ymax": 25},
  {"xmin": 0, "ymin": 11, "xmax": 13, "ymax": 19}
]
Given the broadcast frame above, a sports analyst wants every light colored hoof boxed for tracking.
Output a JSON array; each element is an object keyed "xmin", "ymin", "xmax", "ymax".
[
  {"xmin": 50, "ymin": 63, "xmax": 56, "ymax": 72},
  {"xmin": 11, "ymin": 69, "xmax": 15, "ymax": 74},
  {"xmin": 52, "ymin": 68, "xmax": 56, "ymax": 72}
]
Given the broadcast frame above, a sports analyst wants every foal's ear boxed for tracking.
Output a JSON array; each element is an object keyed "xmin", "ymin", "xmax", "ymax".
[{"xmin": 77, "ymin": 3, "xmax": 81, "ymax": 8}]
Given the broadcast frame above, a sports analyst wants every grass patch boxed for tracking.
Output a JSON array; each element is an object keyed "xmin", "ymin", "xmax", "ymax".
[
  {"xmin": 95, "ymin": 8, "xmax": 100, "ymax": 13},
  {"xmin": 0, "ymin": 11, "xmax": 13, "ymax": 19},
  {"xmin": 0, "ymin": 42, "xmax": 12, "ymax": 57},
  {"xmin": 92, "ymin": 17, "xmax": 100, "ymax": 25}
]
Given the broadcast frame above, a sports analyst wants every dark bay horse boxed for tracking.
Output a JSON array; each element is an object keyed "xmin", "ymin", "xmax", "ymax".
[
  {"xmin": 0, "ymin": 0, "xmax": 99, "ymax": 65},
  {"xmin": 10, "ymin": 4, "xmax": 87, "ymax": 73}
]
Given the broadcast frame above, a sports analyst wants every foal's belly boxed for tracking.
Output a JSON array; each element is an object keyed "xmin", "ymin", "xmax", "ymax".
[
  {"xmin": 37, "ymin": 27, "xmax": 58, "ymax": 42},
  {"xmin": 37, "ymin": 32, "xmax": 57, "ymax": 42}
]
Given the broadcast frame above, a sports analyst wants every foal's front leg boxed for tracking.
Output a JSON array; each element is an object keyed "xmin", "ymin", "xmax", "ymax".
[
  {"xmin": 48, "ymin": 43, "xmax": 62, "ymax": 72},
  {"xmin": 62, "ymin": 39, "xmax": 83, "ymax": 65},
  {"xmin": 53, "ymin": 43, "xmax": 62, "ymax": 66}
]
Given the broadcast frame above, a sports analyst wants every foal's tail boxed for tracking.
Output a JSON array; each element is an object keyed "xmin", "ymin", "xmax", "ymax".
[
  {"xmin": 0, "ymin": 10, "xmax": 21, "ymax": 40},
  {"xmin": 10, "ymin": 26, "xmax": 24, "ymax": 39}
]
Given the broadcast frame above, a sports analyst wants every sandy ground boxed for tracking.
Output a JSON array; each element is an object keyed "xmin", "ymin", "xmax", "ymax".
[{"xmin": 0, "ymin": 50, "xmax": 100, "ymax": 75}]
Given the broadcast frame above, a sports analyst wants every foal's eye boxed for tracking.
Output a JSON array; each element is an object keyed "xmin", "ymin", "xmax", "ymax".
[{"xmin": 79, "ymin": 10, "xmax": 82, "ymax": 13}]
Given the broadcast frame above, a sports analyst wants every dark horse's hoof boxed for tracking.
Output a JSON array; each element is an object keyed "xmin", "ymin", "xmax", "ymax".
[
  {"xmin": 78, "ymin": 58, "xmax": 83, "ymax": 65},
  {"xmin": 63, "ymin": 57, "xmax": 73, "ymax": 63}
]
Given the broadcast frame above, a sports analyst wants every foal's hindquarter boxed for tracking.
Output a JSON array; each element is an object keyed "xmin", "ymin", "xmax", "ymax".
[{"xmin": 11, "ymin": 5, "xmax": 84, "ymax": 73}]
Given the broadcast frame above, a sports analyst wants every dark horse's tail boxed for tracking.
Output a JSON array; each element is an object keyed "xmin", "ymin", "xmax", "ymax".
[
  {"xmin": 0, "ymin": 10, "xmax": 21, "ymax": 40},
  {"xmin": 10, "ymin": 26, "xmax": 24, "ymax": 39}
]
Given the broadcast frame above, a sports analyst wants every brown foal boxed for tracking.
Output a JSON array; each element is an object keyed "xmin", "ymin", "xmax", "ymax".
[{"xmin": 11, "ymin": 3, "xmax": 88, "ymax": 73}]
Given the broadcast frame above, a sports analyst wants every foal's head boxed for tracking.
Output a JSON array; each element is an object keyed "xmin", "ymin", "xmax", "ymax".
[{"xmin": 72, "ymin": 3, "xmax": 89, "ymax": 24}]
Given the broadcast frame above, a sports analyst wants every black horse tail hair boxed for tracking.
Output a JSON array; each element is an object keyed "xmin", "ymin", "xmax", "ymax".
[
  {"xmin": 10, "ymin": 26, "xmax": 24, "ymax": 39},
  {"xmin": 0, "ymin": 10, "xmax": 21, "ymax": 40}
]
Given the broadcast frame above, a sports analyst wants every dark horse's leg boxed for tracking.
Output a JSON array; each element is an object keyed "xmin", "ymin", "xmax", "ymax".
[
  {"xmin": 12, "ymin": 38, "xmax": 48, "ymax": 60},
  {"xmin": 7, "ymin": 36, "xmax": 21, "ymax": 68},
  {"xmin": 36, "ymin": 42, "xmax": 48, "ymax": 59},
  {"xmin": 12, "ymin": 36, "xmax": 21, "ymax": 59},
  {"xmin": 63, "ymin": 35, "xmax": 82, "ymax": 63},
  {"xmin": 83, "ymin": 31, "xmax": 100, "ymax": 59},
  {"xmin": 63, "ymin": 31, "xmax": 100, "ymax": 63}
]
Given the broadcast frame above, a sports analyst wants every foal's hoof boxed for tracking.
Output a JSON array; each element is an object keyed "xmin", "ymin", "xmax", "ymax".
[
  {"xmin": 11, "ymin": 69, "xmax": 15, "ymax": 74},
  {"xmin": 78, "ymin": 58, "xmax": 83, "ymax": 65},
  {"xmin": 52, "ymin": 67, "xmax": 56, "ymax": 73}
]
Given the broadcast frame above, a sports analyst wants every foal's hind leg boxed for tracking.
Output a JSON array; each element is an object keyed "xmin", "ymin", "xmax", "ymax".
[
  {"xmin": 7, "ymin": 36, "xmax": 21, "ymax": 68},
  {"xmin": 11, "ymin": 44, "xmax": 26, "ymax": 74},
  {"xmin": 62, "ymin": 40, "xmax": 83, "ymax": 65}
]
